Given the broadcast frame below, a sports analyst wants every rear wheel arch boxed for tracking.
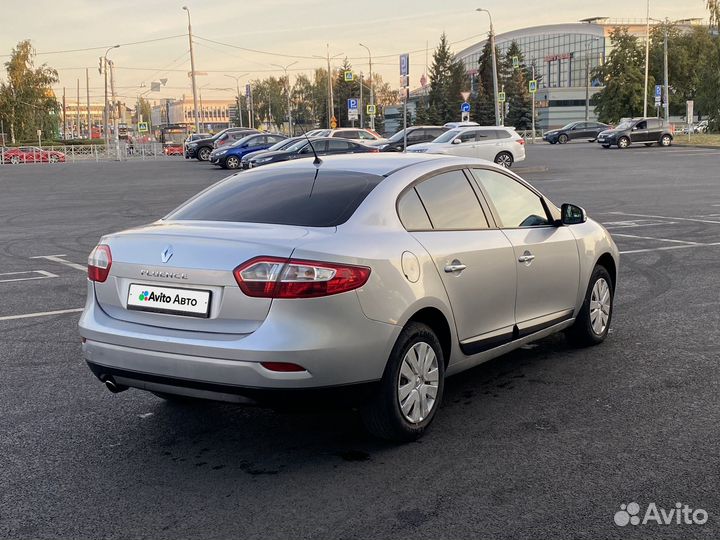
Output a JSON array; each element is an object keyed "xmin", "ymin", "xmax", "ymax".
[{"xmin": 404, "ymin": 307, "xmax": 452, "ymax": 367}]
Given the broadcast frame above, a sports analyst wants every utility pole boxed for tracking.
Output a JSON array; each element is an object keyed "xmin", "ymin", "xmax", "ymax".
[
  {"xmin": 62, "ymin": 87, "xmax": 67, "ymax": 139},
  {"xmin": 314, "ymin": 47, "xmax": 343, "ymax": 129},
  {"xmin": 359, "ymin": 43, "xmax": 374, "ymax": 130},
  {"xmin": 86, "ymin": 68, "xmax": 91, "ymax": 139},
  {"xmin": 359, "ymin": 72, "xmax": 364, "ymax": 128},
  {"xmin": 76, "ymin": 78, "xmax": 80, "ymax": 139},
  {"xmin": 477, "ymin": 8, "xmax": 500, "ymax": 126},
  {"xmin": 109, "ymin": 59, "xmax": 120, "ymax": 159},
  {"xmin": 271, "ymin": 62, "xmax": 298, "ymax": 136},
  {"xmin": 663, "ymin": 20, "xmax": 670, "ymax": 122},
  {"xmin": 531, "ymin": 63, "xmax": 536, "ymax": 143},
  {"xmin": 643, "ymin": 0, "xmax": 650, "ymax": 117},
  {"xmin": 103, "ymin": 45, "xmax": 119, "ymax": 148},
  {"xmin": 183, "ymin": 6, "xmax": 200, "ymax": 133}
]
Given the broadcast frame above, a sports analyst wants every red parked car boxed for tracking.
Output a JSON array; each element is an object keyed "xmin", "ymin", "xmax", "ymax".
[{"xmin": 2, "ymin": 146, "xmax": 66, "ymax": 164}]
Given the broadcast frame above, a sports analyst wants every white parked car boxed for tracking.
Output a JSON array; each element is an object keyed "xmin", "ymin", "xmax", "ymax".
[
  {"xmin": 407, "ymin": 126, "xmax": 526, "ymax": 168},
  {"xmin": 309, "ymin": 128, "xmax": 387, "ymax": 144}
]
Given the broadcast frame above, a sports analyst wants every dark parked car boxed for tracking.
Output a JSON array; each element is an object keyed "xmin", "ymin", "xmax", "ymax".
[
  {"xmin": 240, "ymin": 136, "xmax": 305, "ymax": 169},
  {"xmin": 372, "ymin": 125, "xmax": 448, "ymax": 152},
  {"xmin": 543, "ymin": 121, "xmax": 610, "ymax": 144},
  {"xmin": 183, "ymin": 133, "xmax": 210, "ymax": 158},
  {"xmin": 597, "ymin": 117, "xmax": 673, "ymax": 149},
  {"xmin": 186, "ymin": 128, "xmax": 258, "ymax": 161},
  {"xmin": 246, "ymin": 137, "xmax": 378, "ymax": 168},
  {"xmin": 209, "ymin": 133, "xmax": 287, "ymax": 169}
]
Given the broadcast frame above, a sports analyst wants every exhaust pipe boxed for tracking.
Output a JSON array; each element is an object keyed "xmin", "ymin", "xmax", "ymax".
[{"xmin": 103, "ymin": 376, "xmax": 128, "ymax": 394}]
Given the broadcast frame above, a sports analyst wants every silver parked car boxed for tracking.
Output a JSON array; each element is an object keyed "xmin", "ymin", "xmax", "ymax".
[{"xmin": 80, "ymin": 154, "xmax": 618, "ymax": 441}]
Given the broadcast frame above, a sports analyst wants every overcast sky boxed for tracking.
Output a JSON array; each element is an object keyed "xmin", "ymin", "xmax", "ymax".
[{"xmin": 0, "ymin": 0, "xmax": 709, "ymax": 104}]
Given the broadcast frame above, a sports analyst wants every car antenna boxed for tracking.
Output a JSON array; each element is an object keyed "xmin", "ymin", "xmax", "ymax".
[{"xmin": 295, "ymin": 121, "xmax": 322, "ymax": 167}]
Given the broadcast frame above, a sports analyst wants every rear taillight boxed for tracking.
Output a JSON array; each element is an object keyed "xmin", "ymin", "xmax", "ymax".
[
  {"xmin": 518, "ymin": 138, "xmax": 526, "ymax": 145},
  {"xmin": 234, "ymin": 257, "xmax": 371, "ymax": 299},
  {"xmin": 88, "ymin": 244, "xmax": 112, "ymax": 282}
]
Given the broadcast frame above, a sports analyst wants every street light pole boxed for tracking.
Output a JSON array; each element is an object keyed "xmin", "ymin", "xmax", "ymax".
[
  {"xmin": 182, "ymin": 6, "xmax": 200, "ymax": 133},
  {"xmin": 271, "ymin": 62, "xmax": 298, "ymax": 136},
  {"xmin": 103, "ymin": 45, "xmax": 119, "ymax": 148},
  {"xmin": 224, "ymin": 74, "xmax": 249, "ymax": 128},
  {"xmin": 359, "ymin": 43, "xmax": 374, "ymax": 131},
  {"xmin": 313, "ymin": 48, "xmax": 344, "ymax": 129},
  {"xmin": 477, "ymin": 8, "xmax": 500, "ymax": 126},
  {"xmin": 643, "ymin": 0, "xmax": 651, "ymax": 117},
  {"xmin": 663, "ymin": 20, "xmax": 670, "ymax": 122}
]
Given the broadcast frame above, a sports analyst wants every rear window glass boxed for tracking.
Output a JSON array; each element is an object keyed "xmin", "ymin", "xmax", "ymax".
[{"xmin": 167, "ymin": 169, "xmax": 384, "ymax": 227}]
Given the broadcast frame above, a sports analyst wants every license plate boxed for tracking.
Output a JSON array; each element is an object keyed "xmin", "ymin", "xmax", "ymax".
[{"xmin": 127, "ymin": 283, "xmax": 211, "ymax": 318}]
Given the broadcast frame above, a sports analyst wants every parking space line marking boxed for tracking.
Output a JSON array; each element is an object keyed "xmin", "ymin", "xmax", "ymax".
[
  {"xmin": 0, "ymin": 270, "xmax": 59, "ymax": 283},
  {"xmin": 29, "ymin": 254, "xmax": 86, "ymax": 272},
  {"xmin": 0, "ymin": 307, "xmax": 83, "ymax": 322},
  {"xmin": 611, "ymin": 233, "xmax": 701, "ymax": 245},
  {"xmin": 603, "ymin": 220, "xmax": 678, "ymax": 229},
  {"xmin": 620, "ymin": 242, "xmax": 720, "ymax": 255},
  {"xmin": 607, "ymin": 212, "xmax": 720, "ymax": 225}
]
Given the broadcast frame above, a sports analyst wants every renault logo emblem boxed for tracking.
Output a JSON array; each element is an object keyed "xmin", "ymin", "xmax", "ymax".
[{"xmin": 161, "ymin": 245, "xmax": 174, "ymax": 264}]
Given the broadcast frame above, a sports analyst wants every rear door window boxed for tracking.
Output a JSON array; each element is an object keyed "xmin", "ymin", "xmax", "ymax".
[
  {"xmin": 414, "ymin": 170, "xmax": 489, "ymax": 230},
  {"xmin": 328, "ymin": 140, "xmax": 352, "ymax": 151},
  {"xmin": 168, "ymin": 169, "xmax": 384, "ymax": 227},
  {"xmin": 397, "ymin": 189, "xmax": 432, "ymax": 230}
]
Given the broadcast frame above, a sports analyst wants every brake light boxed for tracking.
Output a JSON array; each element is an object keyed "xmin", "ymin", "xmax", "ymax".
[
  {"xmin": 518, "ymin": 138, "xmax": 526, "ymax": 145},
  {"xmin": 261, "ymin": 362, "xmax": 306, "ymax": 372},
  {"xmin": 88, "ymin": 244, "xmax": 112, "ymax": 282},
  {"xmin": 234, "ymin": 257, "xmax": 371, "ymax": 299}
]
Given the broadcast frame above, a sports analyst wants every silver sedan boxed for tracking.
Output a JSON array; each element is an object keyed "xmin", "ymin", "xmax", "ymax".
[{"xmin": 79, "ymin": 153, "xmax": 618, "ymax": 441}]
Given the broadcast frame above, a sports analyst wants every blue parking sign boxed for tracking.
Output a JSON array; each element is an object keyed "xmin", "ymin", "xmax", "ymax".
[
  {"xmin": 348, "ymin": 98, "xmax": 358, "ymax": 111},
  {"xmin": 655, "ymin": 85, "xmax": 662, "ymax": 98}
]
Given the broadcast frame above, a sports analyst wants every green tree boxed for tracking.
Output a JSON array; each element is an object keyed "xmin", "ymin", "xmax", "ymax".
[
  {"xmin": 426, "ymin": 33, "xmax": 467, "ymax": 124},
  {"xmin": 291, "ymin": 73, "xmax": 315, "ymax": 130},
  {"xmin": 251, "ymin": 76, "xmax": 286, "ymax": 130},
  {"xmin": 0, "ymin": 40, "xmax": 60, "ymax": 143},
  {"xmin": 137, "ymin": 97, "xmax": 152, "ymax": 125},
  {"xmin": 708, "ymin": 0, "xmax": 720, "ymax": 28},
  {"xmin": 695, "ymin": 34, "xmax": 720, "ymax": 129},
  {"xmin": 503, "ymin": 41, "xmax": 533, "ymax": 129},
  {"xmin": 591, "ymin": 27, "xmax": 649, "ymax": 124},
  {"xmin": 472, "ymin": 40, "xmax": 497, "ymax": 125},
  {"xmin": 333, "ymin": 59, "xmax": 356, "ymax": 127}
]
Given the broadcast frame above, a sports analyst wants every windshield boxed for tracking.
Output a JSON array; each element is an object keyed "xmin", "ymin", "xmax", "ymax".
[
  {"xmin": 615, "ymin": 121, "xmax": 633, "ymax": 130},
  {"xmin": 229, "ymin": 136, "xmax": 254, "ymax": 148},
  {"xmin": 267, "ymin": 138, "xmax": 297, "ymax": 151},
  {"xmin": 388, "ymin": 130, "xmax": 408, "ymax": 143},
  {"xmin": 432, "ymin": 129, "xmax": 462, "ymax": 144},
  {"xmin": 560, "ymin": 122, "xmax": 578, "ymax": 131},
  {"xmin": 284, "ymin": 139, "xmax": 311, "ymax": 152}
]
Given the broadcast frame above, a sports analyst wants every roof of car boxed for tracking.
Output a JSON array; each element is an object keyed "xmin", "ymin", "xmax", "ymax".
[{"xmin": 252, "ymin": 152, "xmax": 449, "ymax": 176}]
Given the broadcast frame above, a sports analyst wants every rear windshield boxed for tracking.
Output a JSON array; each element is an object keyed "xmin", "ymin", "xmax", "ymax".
[{"xmin": 167, "ymin": 168, "xmax": 384, "ymax": 227}]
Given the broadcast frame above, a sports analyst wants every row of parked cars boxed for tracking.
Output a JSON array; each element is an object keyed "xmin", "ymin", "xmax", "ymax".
[
  {"xmin": 1, "ymin": 146, "xmax": 67, "ymax": 164},
  {"xmin": 186, "ymin": 122, "xmax": 527, "ymax": 170}
]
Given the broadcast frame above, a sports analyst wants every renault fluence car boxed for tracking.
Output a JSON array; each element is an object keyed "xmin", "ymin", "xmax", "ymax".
[
  {"xmin": 80, "ymin": 154, "xmax": 618, "ymax": 441},
  {"xmin": 407, "ymin": 126, "xmax": 525, "ymax": 168}
]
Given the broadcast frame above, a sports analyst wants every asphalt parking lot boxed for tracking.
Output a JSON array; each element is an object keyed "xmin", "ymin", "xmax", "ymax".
[{"xmin": 2, "ymin": 144, "xmax": 719, "ymax": 540}]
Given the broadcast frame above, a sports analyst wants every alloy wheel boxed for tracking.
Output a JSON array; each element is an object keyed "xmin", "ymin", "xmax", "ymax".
[
  {"xmin": 226, "ymin": 156, "xmax": 239, "ymax": 169},
  {"xmin": 495, "ymin": 152, "xmax": 513, "ymax": 168},
  {"xmin": 589, "ymin": 278, "xmax": 611, "ymax": 335},
  {"xmin": 198, "ymin": 147, "xmax": 210, "ymax": 161},
  {"xmin": 618, "ymin": 137, "xmax": 629, "ymax": 149},
  {"xmin": 397, "ymin": 341, "xmax": 439, "ymax": 424}
]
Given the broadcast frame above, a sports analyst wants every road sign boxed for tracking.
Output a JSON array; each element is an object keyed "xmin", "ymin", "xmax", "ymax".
[
  {"xmin": 399, "ymin": 75, "xmax": 409, "ymax": 88},
  {"xmin": 461, "ymin": 112, "xmax": 470, "ymax": 122},
  {"xmin": 348, "ymin": 110, "xmax": 359, "ymax": 121},
  {"xmin": 330, "ymin": 116, "xmax": 337, "ymax": 129},
  {"xmin": 344, "ymin": 70, "xmax": 354, "ymax": 82},
  {"xmin": 655, "ymin": 85, "xmax": 662, "ymax": 98},
  {"xmin": 399, "ymin": 53, "xmax": 409, "ymax": 77},
  {"xmin": 461, "ymin": 102, "xmax": 471, "ymax": 113},
  {"xmin": 366, "ymin": 104, "xmax": 376, "ymax": 116},
  {"xmin": 151, "ymin": 81, "xmax": 161, "ymax": 92},
  {"xmin": 138, "ymin": 122, "xmax": 148, "ymax": 133},
  {"xmin": 687, "ymin": 100, "xmax": 694, "ymax": 124},
  {"xmin": 460, "ymin": 91, "xmax": 471, "ymax": 101},
  {"xmin": 498, "ymin": 91, "xmax": 506, "ymax": 103},
  {"xmin": 245, "ymin": 84, "xmax": 251, "ymax": 98},
  {"xmin": 348, "ymin": 98, "xmax": 358, "ymax": 111},
  {"xmin": 529, "ymin": 80, "xmax": 537, "ymax": 93},
  {"xmin": 512, "ymin": 56, "xmax": 519, "ymax": 68}
]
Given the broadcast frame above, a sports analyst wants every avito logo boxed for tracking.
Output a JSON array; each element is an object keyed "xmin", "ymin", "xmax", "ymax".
[{"xmin": 614, "ymin": 502, "xmax": 708, "ymax": 527}]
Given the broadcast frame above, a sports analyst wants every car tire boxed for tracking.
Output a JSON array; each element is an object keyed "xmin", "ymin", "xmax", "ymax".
[
  {"xmin": 548, "ymin": 140, "xmax": 557, "ymax": 145},
  {"xmin": 494, "ymin": 151, "xmax": 514, "ymax": 168},
  {"xmin": 617, "ymin": 137, "xmax": 630, "ymax": 149},
  {"xmin": 660, "ymin": 134, "xmax": 672, "ymax": 147},
  {"xmin": 601, "ymin": 144, "xmax": 611, "ymax": 149},
  {"xmin": 566, "ymin": 265, "xmax": 614, "ymax": 347},
  {"xmin": 558, "ymin": 134, "xmax": 569, "ymax": 144},
  {"xmin": 49, "ymin": 154, "xmax": 59, "ymax": 163},
  {"xmin": 196, "ymin": 147, "xmax": 211, "ymax": 161},
  {"xmin": 10, "ymin": 156, "xmax": 20, "ymax": 164},
  {"xmin": 225, "ymin": 156, "xmax": 240, "ymax": 169},
  {"xmin": 360, "ymin": 322, "xmax": 445, "ymax": 442}
]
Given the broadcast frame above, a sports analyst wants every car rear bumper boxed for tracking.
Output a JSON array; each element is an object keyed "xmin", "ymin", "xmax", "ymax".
[{"xmin": 79, "ymin": 282, "xmax": 399, "ymax": 394}]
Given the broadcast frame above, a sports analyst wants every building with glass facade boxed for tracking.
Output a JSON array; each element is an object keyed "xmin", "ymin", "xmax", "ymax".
[{"xmin": 454, "ymin": 18, "xmax": 702, "ymax": 130}]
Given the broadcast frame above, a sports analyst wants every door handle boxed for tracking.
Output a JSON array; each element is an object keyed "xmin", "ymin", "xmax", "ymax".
[
  {"xmin": 444, "ymin": 260, "xmax": 467, "ymax": 273},
  {"xmin": 518, "ymin": 252, "xmax": 535, "ymax": 264}
]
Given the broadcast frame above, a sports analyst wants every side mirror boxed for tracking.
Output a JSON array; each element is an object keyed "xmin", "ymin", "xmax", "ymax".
[
  {"xmin": 452, "ymin": 138, "xmax": 462, "ymax": 144},
  {"xmin": 561, "ymin": 203, "xmax": 587, "ymax": 225},
  {"xmin": 632, "ymin": 126, "xmax": 638, "ymax": 131}
]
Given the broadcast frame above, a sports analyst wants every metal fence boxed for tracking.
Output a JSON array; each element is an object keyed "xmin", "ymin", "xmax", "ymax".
[{"xmin": 0, "ymin": 142, "xmax": 185, "ymax": 166}]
